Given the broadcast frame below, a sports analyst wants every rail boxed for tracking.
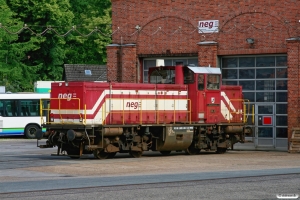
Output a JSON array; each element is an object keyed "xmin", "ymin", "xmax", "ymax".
[
  {"xmin": 102, "ymin": 98, "xmax": 191, "ymax": 125},
  {"xmin": 40, "ymin": 98, "xmax": 86, "ymax": 125}
]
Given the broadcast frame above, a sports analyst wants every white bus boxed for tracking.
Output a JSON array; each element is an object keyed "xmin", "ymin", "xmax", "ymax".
[{"xmin": 0, "ymin": 93, "xmax": 50, "ymax": 139}]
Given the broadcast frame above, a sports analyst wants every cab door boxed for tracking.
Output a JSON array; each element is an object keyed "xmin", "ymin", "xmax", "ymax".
[
  {"xmin": 204, "ymin": 74, "xmax": 221, "ymax": 124},
  {"xmin": 197, "ymin": 74, "xmax": 206, "ymax": 123}
]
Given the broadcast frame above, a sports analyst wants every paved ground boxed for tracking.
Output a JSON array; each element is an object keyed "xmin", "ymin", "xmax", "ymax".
[
  {"xmin": 1, "ymin": 139, "xmax": 300, "ymax": 179},
  {"xmin": 22, "ymin": 150, "xmax": 300, "ymax": 177},
  {"xmin": 0, "ymin": 139, "xmax": 300, "ymax": 199}
]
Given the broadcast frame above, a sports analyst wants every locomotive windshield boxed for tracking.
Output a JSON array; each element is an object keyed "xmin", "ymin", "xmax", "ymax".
[{"xmin": 207, "ymin": 74, "xmax": 220, "ymax": 90}]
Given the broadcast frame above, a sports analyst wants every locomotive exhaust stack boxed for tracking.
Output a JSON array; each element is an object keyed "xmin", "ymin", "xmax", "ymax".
[{"xmin": 37, "ymin": 64, "xmax": 250, "ymax": 159}]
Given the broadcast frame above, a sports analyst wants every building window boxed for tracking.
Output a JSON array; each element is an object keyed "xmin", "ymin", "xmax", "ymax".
[
  {"xmin": 221, "ymin": 55, "xmax": 288, "ymax": 139},
  {"xmin": 143, "ymin": 58, "xmax": 198, "ymax": 83}
]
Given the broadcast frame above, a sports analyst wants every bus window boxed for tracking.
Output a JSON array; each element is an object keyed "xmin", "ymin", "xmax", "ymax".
[
  {"xmin": 0, "ymin": 101, "xmax": 4, "ymax": 116},
  {"xmin": 207, "ymin": 74, "xmax": 220, "ymax": 90},
  {"xmin": 20, "ymin": 100, "xmax": 40, "ymax": 116},
  {"xmin": 4, "ymin": 100, "xmax": 20, "ymax": 116},
  {"xmin": 42, "ymin": 100, "xmax": 49, "ymax": 117},
  {"xmin": 20, "ymin": 100, "xmax": 28, "ymax": 116},
  {"xmin": 29, "ymin": 100, "xmax": 40, "ymax": 116}
]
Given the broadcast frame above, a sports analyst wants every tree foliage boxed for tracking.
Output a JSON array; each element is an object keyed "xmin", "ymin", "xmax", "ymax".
[
  {"xmin": 65, "ymin": 0, "xmax": 111, "ymax": 64},
  {"xmin": 0, "ymin": 0, "xmax": 42, "ymax": 92},
  {"xmin": 0, "ymin": 0, "xmax": 112, "ymax": 92},
  {"xmin": 7, "ymin": 0, "xmax": 75, "ymax": 82}
]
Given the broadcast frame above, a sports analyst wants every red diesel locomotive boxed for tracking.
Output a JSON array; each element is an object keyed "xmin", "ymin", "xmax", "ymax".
[{"xmin": 36, "ymin": 65, "xmax": 251, "ymax": 158}]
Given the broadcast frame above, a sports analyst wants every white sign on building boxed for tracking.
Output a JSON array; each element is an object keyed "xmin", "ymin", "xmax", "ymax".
[{"xmin": 198, "ymin": 20, "xmax": 219, "ymax": 33}]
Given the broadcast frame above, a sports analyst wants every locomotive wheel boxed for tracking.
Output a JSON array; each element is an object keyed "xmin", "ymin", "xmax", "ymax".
[
  {"xmin": 160, "ymin": 151, "xmax": 171, "ymax": 155},
  {"xmin": 185, "ymin": 145, "xmax": 200, "ymax": 155},
  {"xmin": 216, "ymin": 147, "xmax": 227, "ymax": 154},
  {"xmin": 93, "ymin": 149, "xmax": 109, "ymax": 159},
  {"xmin": 129, "ymin": 151, "xmax": 143, "ymax": 158},
  {"xmin": 107, "ymin": 152, "xmax": 117, "ymax": 159}
]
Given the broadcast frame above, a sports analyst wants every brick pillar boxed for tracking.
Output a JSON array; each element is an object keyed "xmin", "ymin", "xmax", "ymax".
[
  {"xmin": 287, "ymin": 37, "xmax": 300, "ymax": 144},
  {"xmin": 106, "ymin": 44, "xmax": 120, "ymax": 82},
  {"xmin": 106, "ymin": 44, "xmax": 137, "ymax": 83},
  {"xmin": 197, "ymin": 41, "xmax": 218, "ymax": 67},
  {"xmin": 121, "ymin": 44, "xmax": 137, "ymax": 83}
]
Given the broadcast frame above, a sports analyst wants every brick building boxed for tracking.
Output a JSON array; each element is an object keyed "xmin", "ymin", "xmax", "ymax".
[{"xmin": 107, "ymin": 0, "xmax": 300, "ymax": 151}]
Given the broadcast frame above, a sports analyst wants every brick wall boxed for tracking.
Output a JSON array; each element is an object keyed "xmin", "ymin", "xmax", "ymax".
[
  {"xmin": 109, "ymin": 0, "xmax": 299, "ymax": 72},
  {"xmin": 109, "ymin": 0, "xmax": 300, "ymax": 145},
  {"xmin": 287, "ymin": 38, "xmax": 300, "ymax": 142},
  {"xmin": 110, "ymin": 0, "xmax": 299, "ymax": 57},
  {"xmin": 107, "ymin": 45, "xmax": 119, "ymax": 82},
  {"xmin": 197, "ymin": 42, "xmax": 218, "ymax": 67},
  {"xmin": 108, "ymin": 0, "xmax": 300, "ymax": 145},
  {"xmin": 107, "ymin": 44, "xmax": 137, "ymax": 83}
]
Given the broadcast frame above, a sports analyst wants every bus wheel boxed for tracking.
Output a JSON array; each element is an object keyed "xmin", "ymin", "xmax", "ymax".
[{"xmin": 25, "ymin": 124, "xmax": 39, "ymax": 139}]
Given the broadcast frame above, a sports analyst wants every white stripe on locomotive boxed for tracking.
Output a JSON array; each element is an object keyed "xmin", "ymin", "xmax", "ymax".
[
  {"xmin": 52, "ymin": 89, "xmax": 188, "ymax": 124},
  {"xmin": 221, "ymin": 91, "xmax": 236, "ymax": 112},
  {"xmin": 220, "ymin": 100, "xmax": 232, "ymax": 120}
]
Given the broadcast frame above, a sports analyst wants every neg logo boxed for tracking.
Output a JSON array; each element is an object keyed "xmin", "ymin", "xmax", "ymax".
[
  {"xmin": 58, "ymin": 93, "xmax": 72, "ymax": 101},
  {"xmin": 126, "ymin": 101, "xmax": 141, "ymax": 109},
  {"xmin": 276, "ymin": 194, "xmax": 299, "ymax": 199}
]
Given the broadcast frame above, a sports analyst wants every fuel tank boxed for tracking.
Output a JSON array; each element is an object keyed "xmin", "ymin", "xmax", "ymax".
[{"xmin": 156, "ymin": 126, "xmax": 193, "ymax": 151}]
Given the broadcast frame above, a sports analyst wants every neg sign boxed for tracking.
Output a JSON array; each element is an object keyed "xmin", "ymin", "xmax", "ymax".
[{"xmin": 198, "ymin": 20, "xmax": 219, "ymax": 33}]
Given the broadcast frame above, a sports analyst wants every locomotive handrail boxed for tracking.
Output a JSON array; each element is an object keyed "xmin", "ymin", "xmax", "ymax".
[
  {"xmin": 83, "ymin": 104, "xmax": 87, "ymax": 125},
  {"xmin": 227, "ymin": 99, "xmax": 250, "ymax": 123},
  {"xmin": 243, "ymin": 99, "xmax": 250, "ymax": 123},
  {"xmin": 102, "ymin": 101, "xmax": 106, "ymax": 125},
  {"xmin": 40, "ymin": 97, "xmax": 85, "ymax": 125},
  {"xmin": 102, "ymin": 98, "xmax": 191, "ymax": 125},
  {"xmin": 252, "ymin": 104, "xmax": 254, "ymax": 125},
  {"xmin": 40, "ymin": 98, "xmax": 50, "ymax": 125}
]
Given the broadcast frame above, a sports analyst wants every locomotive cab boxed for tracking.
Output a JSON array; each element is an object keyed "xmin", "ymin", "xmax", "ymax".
[
  {"xmin": 149, "ymin": 65, "xmax": 222, "ymax": 123},
  {"xmin": 187, "ymin": 66, "xmax": 222, "ymax": 124}
]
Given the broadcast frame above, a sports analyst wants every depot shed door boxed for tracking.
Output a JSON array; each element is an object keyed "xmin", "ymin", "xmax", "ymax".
[{"xmin": 254, "ymin": 104, "xmax": 275, "ymax": 148}]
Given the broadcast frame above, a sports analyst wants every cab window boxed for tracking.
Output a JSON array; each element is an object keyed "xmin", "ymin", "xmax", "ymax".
[
  {"xmin": 207, "ymin": 74, "xmax": 220, "ymax": 90},
  {"xmin": 198, "ymin": 74, "xmax": 204, "ymax": 90},
  {"xmin": 184, "ymin": 68, "xmax": 194, "ymax": 84}
]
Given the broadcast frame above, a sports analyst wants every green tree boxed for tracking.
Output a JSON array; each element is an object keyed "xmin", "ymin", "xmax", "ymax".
[
  {"xmin": 65, "ymin": 0, "xmax": 112, "ymax": 64},
  {"xmin": 6, "ymin": 0, "xmax": 74, "ymax": 81},
  {"xmin": 2, "ymin": 0, "xmax": 111, "ymax": 91},
  {"xmin": 0, "ymin": 0, "xmax": 42, "ymax": 92}
]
